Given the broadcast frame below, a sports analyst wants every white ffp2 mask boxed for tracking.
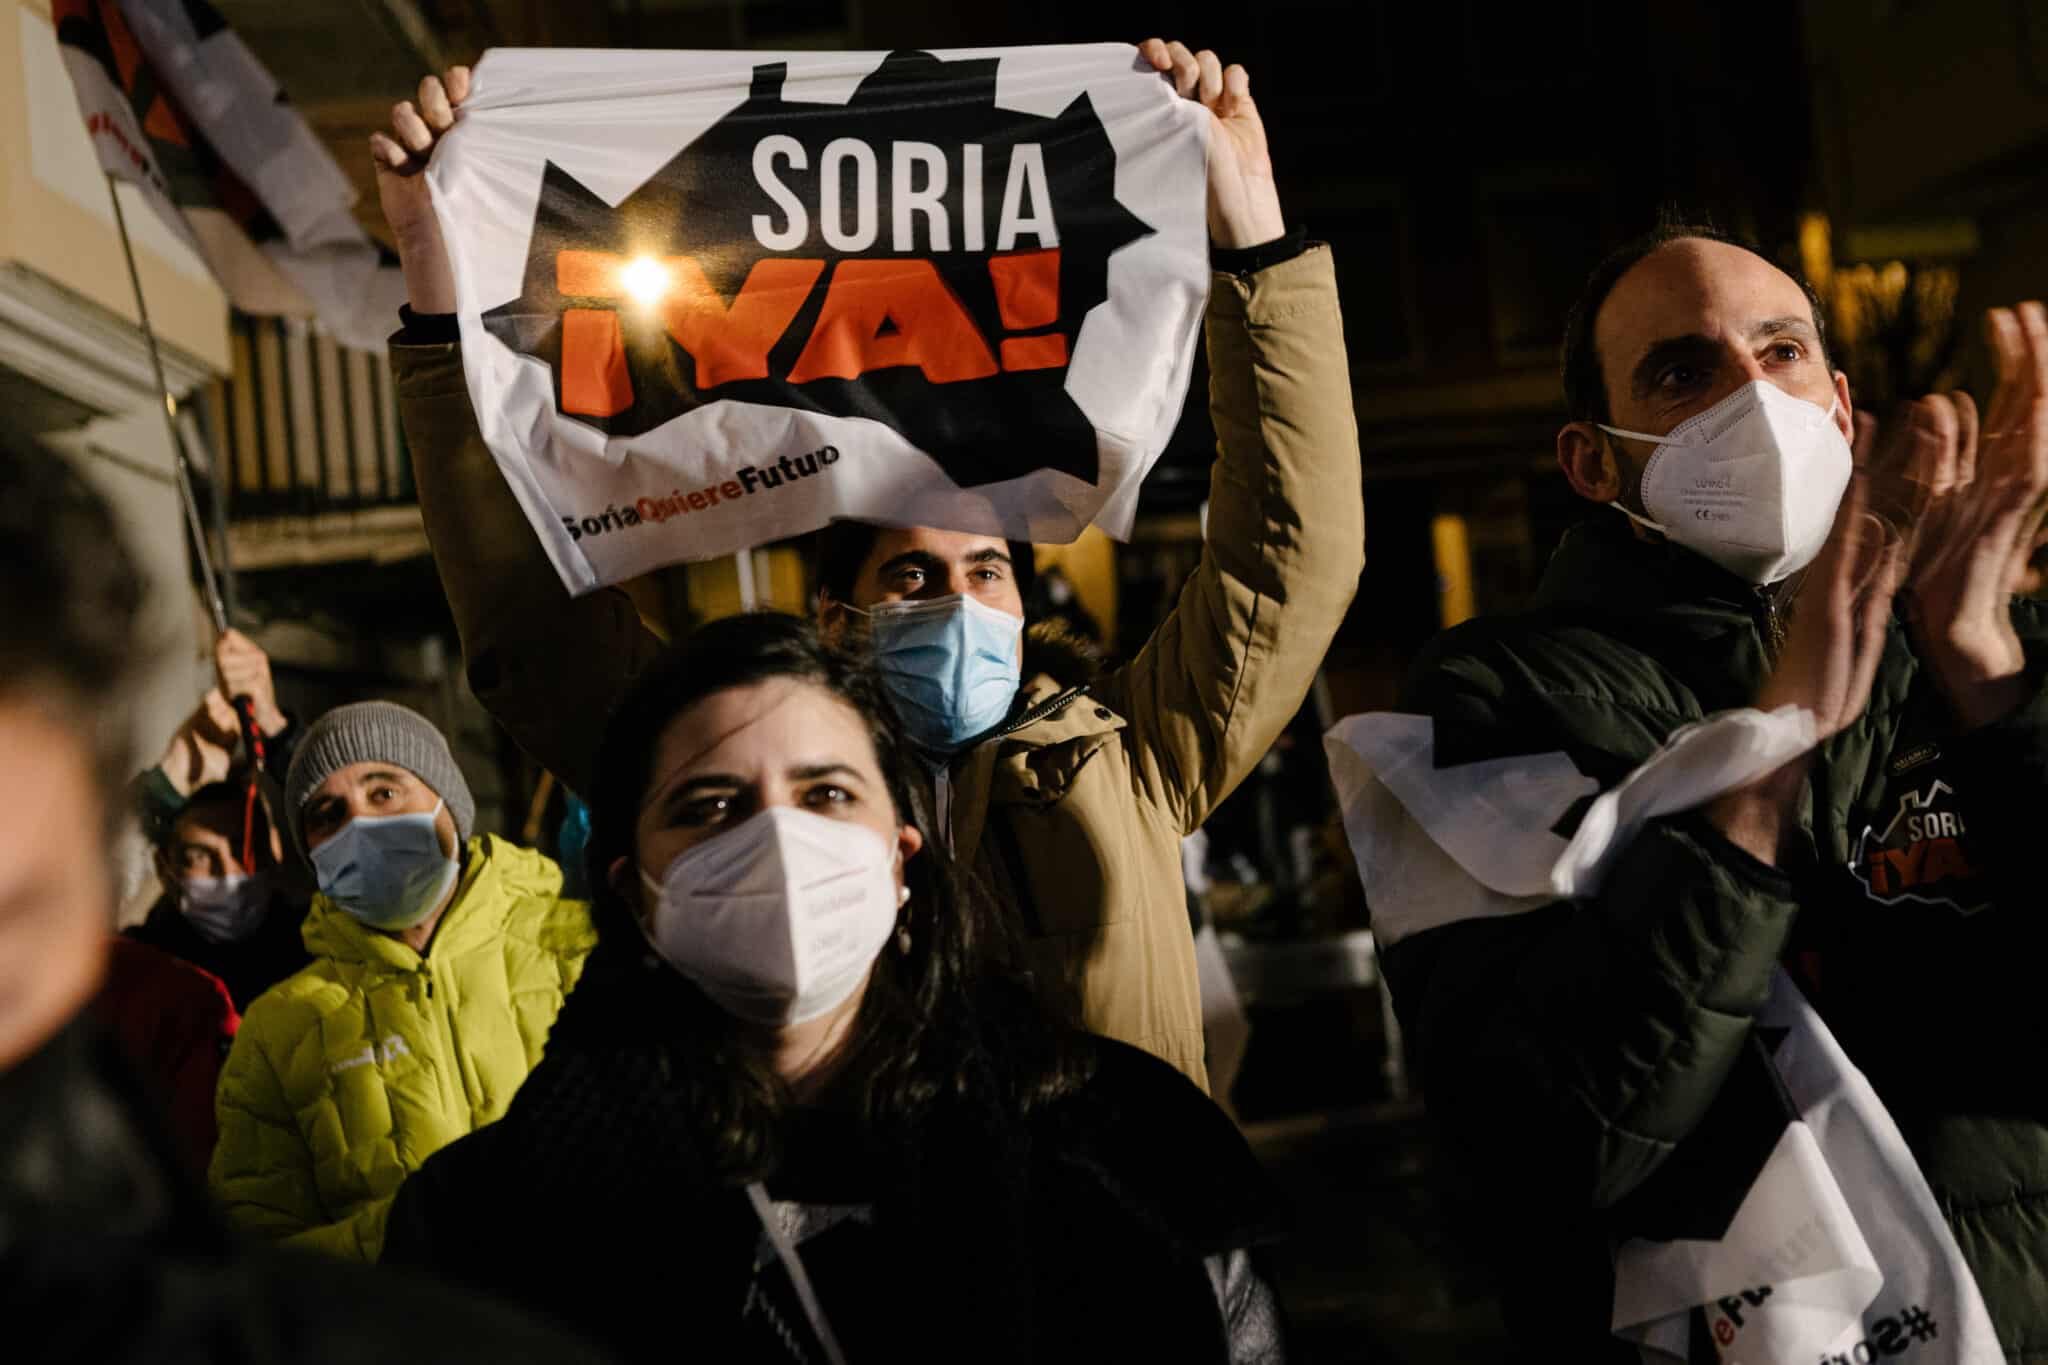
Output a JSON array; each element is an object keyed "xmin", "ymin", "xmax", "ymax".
[
  {"xmin": 640, "ymin": 807, "xmax": 907, "ymax": 1027},
  {"xmin": 1600, "ymin": 380, "xmax": 1852, "ymax": 585},
  {"xmin": 180, "ymin": 869, "xmax": 272, "ymax": 944}
]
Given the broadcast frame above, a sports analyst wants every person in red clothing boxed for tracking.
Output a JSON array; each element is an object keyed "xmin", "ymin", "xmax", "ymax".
[
  {"xmin": 1, "ymin": 431, "xmax": 616, "ymax": 1364},
  {"xmin": 90, "ymin": 939, "xmax": 239, "ymax": 1180}
]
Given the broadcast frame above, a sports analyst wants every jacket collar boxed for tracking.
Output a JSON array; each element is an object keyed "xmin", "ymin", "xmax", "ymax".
[
  {"xmin": 999, "ymin": 681, "xmax": 1125, "ymax": 753},
  {"xmin": 1020, "ymin": 619, "xmax": 1102, "ymax": 690},
  {"xmin": 1535, "ymin": 513, "xmax": 1777, "ymax": 618},
  {"xmin": 937, "ymin": 619, "xmax": 1117, "ymax": 758},
  {"xmin": 300, "ymin": 834, "xmax": 502, "ymax": 970}
]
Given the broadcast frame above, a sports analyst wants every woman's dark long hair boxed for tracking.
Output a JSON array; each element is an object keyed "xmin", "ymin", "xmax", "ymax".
[{"xmin": 583, "ymin": 611, "xmax": 1092, "ymax": 1181}]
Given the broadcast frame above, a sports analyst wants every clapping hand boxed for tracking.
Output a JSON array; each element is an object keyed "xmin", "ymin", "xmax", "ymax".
[
  {"xmin": 1710, "ymin": 426, "xmax": 1908, "ymax": 864},
  {"xmin": 1864, "ymin": 302, "xmax": 2048, "ymax": 728}
]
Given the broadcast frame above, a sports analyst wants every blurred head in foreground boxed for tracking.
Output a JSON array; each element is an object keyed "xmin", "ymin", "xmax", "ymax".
[{"xmin": 0, "ymin": 437, "xmax": 145, "ymax": 1071}]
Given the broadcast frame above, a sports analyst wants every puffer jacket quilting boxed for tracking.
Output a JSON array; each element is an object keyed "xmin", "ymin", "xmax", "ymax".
[{"xmin": 209, "ymin": 834, "xmax": 596, "ymax": 1260}]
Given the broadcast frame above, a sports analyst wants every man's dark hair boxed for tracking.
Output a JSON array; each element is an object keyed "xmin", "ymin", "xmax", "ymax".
[
  {"xmin": 0, "ymin": 436, "xmax": 146, "ymax": 808},
  {"xmin": 1560, "ymin": 216, "xmax": 1831, "ymax": 424},
  {"xmin": 158, "ymin": 773, "xmax": 276, "ymax": 860},
  {"xmin": 812, "ymin": 522, "xmax": 1036, "ymax": 612},
  {"xmin": 583, "ymin": 611, "xmax": 1090, "ymax": 1182}
]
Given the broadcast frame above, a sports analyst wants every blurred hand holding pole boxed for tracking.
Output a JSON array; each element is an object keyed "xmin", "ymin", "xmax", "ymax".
[{"xmin": 107, "ymin": 172, "xmax": 272, "ymax": 871}]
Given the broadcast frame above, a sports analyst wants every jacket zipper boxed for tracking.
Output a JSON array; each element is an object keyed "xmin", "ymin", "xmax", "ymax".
[
  {"xmin": 418, "ymin": 964, "xmax": 466, "ymax": 1120},
  {"xmin": 990, "ymin": 684, "xmax": 1091, "ymax": 742},
  {"xmin": 950, "ymin": 686, "xmax": 1095, "ymax": 941},
  {"xmin": 439, "ymin": 969, "xmax": 470, "ymax": 1119},
  {"xmin": 1752, "ymin": 585, "xmax": 1786, "ymax": 660},
  {"xmin": 919, "ymin": 686, "xmax": 1090, "ymax": 778},
  {"xmin": 1751, "ymin": 582, "xmax": 1821, "ymax": 859}
]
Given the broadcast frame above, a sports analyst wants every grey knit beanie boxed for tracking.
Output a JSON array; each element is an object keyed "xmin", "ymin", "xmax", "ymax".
[{"xmin": 283, "ymin": 701, "xmax": 474, "ymax": 857}]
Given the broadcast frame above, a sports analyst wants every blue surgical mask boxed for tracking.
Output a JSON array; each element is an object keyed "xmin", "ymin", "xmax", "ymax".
[
  {"xmin": 859, "ymin": 594, "xmax": 1024, "ymax": 753},
  {"xmin": 308, "ymin": 800, "xmax": 460, "ymax": 931}
]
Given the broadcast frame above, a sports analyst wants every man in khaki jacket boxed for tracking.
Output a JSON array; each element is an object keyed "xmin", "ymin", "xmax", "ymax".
[{"xmin": 371, "ymin": 39, "xmax": 1363, "ymax": 1087}]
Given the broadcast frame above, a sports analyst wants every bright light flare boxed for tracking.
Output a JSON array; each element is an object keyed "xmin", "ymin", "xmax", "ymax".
[{"xmin": 619, "ymin": 255, "xmax": 672, "ymax": 309}]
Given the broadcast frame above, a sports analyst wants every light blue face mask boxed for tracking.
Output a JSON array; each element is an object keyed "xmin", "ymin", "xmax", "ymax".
[
  {"xmin": 308, "ymin": 800, "xmax": 460, "ymax": 931},
  {"xmin": 859, "ymin": 593, "xmax": 1025, "ymax": 753}
]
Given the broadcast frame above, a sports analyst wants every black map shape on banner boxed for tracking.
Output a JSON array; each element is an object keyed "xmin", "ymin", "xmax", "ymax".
[{"xmin": 482, "ymin": 50, "xmax": 1157, "ymax": 488}]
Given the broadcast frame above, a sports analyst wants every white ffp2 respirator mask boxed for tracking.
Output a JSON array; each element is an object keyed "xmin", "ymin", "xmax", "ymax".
[
  {"xmin": 640, "ymin": 807, "xmax": 908, "ymax": 1027},
  {"xmin": 1600, "ymin": 380, "xmax": 1853, "ymax": 585},
  {"xmin": 180, "ymin": 869, "xmax": 272, "ymax": 944}
]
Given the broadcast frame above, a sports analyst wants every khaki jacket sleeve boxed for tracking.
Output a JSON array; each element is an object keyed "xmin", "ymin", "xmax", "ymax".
[
  {"xmin": 1099, "ymin": 245, "xmax": 1363, "ymax": 833},
  {"xmin": 392, "ymin": 342, "xmax": 665, "ymax": 795}
]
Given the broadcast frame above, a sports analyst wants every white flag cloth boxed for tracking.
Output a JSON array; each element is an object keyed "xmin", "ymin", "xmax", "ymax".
[
  {"xmin": 424, "ymin": 44, "xmax": 1211, "ymax": 595},
  {"xmin": 53, "ymin": 0, "xmax": 405, "ymax": 352},
  {"xmin": 1324, "ymin": 711, "xmax": 2002, "ymax": 1363}
]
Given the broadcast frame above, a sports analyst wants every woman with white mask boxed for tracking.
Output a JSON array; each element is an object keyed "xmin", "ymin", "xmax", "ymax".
[
  {"xmin": 210, "ymin": 700, "xmax": 598, "ymax": 1261},
  {"xmin": 383, "ymin": 613, "xmax": 1289, "ymax": 1365}
]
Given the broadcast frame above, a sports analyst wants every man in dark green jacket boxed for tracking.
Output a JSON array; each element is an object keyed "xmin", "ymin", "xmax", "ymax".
[{"xmin": 1382, "ymin": 223, "xmax": 2048, "ymax": 1359}]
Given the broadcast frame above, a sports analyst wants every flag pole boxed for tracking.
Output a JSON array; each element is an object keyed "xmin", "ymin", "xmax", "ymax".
[
  {"xmin": 103, "ymin": 170, "xmax": 229, "ymax": 637},
  {"xmin": 105, "ymin": 171, "xmax": 271, "ymax": 870}
]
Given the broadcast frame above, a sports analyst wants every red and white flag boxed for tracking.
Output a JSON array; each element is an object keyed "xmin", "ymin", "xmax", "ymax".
[
  {"xmin": 426, "ymin": 44, "xmax": 1211, "ymax": 594},
  {"xmin": 54, "ymin": 0, "xmax": 405, "ymax": 351}
]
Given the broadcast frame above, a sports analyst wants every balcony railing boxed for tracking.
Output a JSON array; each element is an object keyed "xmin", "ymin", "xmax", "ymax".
[{"xmin": 199, "ymin": 313, "xmax": 425, "ymax": 569}]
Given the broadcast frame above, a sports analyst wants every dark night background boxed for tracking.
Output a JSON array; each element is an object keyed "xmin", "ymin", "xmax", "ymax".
[{"xmin": 46, "ymin": 2, "xmax": 2040, "ymax": 1357}]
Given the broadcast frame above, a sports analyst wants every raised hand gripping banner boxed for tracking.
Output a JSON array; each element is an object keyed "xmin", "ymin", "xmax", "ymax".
[{"xmin": 428, "ymin": 44, "xmax": 1210, "ymax": 595}]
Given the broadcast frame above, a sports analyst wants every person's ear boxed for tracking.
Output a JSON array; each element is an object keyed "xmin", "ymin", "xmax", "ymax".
[
  {"xmin": 434, "ymin": 805, "xmax": 460, "ymax": 859},
  {"xmin": 607, "ymin": 855, "xmax": 648, "ymax": 921},
  {"xmin": 817, "ymin": 593, "xmax": 851, "ymax": 646},
  {"xmin": 1832, "ymin": 370, "xmax": 1855, "ymax": 445},
  {"xmin": 1558, "ymin": 422, "xmax": 1625, "ymax": 503},
  {"xmin": 895, "ymin": 823, "xmax": 924, "ymax": 869}
]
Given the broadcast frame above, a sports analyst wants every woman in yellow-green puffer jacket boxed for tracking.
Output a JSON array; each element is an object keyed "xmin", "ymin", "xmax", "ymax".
[{"xmin": 209, "ymin": 701, "xmax": 595, "ymax": 1261}]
